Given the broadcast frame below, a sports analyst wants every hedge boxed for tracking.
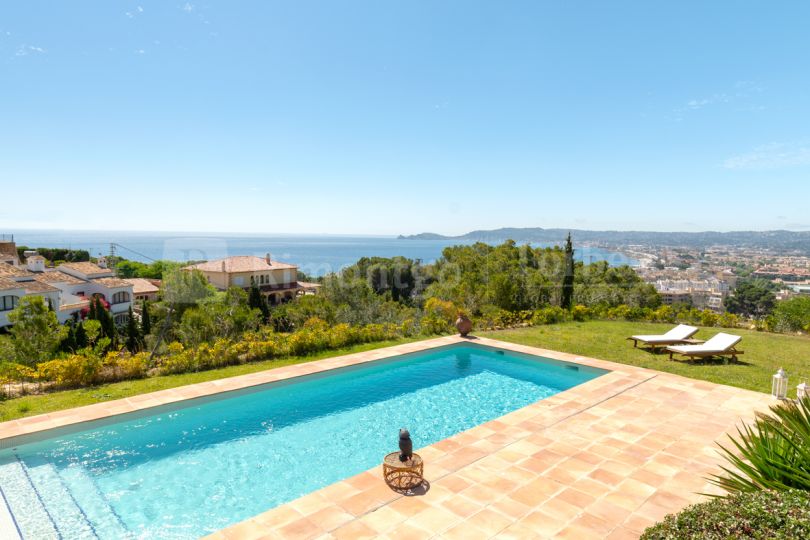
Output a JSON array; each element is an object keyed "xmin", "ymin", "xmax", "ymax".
[{"xmin": 641, "ymin": 490, "xmax": 810, "ymax": 539}]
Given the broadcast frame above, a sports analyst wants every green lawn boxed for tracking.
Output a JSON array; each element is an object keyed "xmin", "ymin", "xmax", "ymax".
[
  {"xmin": 482, "ymin": 321, "xmax": 810, "ymax": 394},
  {"xmin": 0, "ymin": 337, "xmax": 418, "ymax": 422},
  {"xmin": 1, "ymin": 322, "xmax": 807, "ymax": 423}
]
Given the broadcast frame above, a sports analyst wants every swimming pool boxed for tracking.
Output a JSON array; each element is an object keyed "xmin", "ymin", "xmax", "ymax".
[{"xmin": 0, "ymin": 343, "xmax": 606, "ymax": 539}]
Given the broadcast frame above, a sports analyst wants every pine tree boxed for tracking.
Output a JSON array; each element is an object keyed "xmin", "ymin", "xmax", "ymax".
[
  {"xmin": 75, "ymin": 321, "xmax": 89, "ymax": 349},
  {"xmin": 561, "ymin": 233, "xmax": 575, "ymax": 310},
  {"xmin": 141, "ymin": 300, "xmax": 151, "ymax": 335},
  {"xmin": 125, "ymin": 306, "xmax": 141, "ymax": 352},
  {"xmin": 249, "ymin": 281, "xmax": 270, "ymax": 320}
]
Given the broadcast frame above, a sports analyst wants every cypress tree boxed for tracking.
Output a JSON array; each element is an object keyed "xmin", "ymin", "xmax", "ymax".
[
  {"xmin": 59, "ymin": 321, "xmax": 78, "ymax": 353},
  {"xmin": 561, "ymin": 233, "xmax": 575, "ymax": 310},
  {"xmin": 106, "ymin": 308, "xmax": 117, "ymax": 345},
  {"xmin": 249, "ymin": 281, "xmax": 269, "ymax": 320},
  {"xmin": 141, "ymin": 300, "xmax": 151, "ymax": 335},
  {"xmin": 75, "ymin": 321, "xmax": 89, "ymax": 349},
  {"xmin": 96, "ymin": 300, "xmax": 116, "ymax": 345},
  {"xmin": 125, "ymin": 306, "xmax": 141, "ymax": 352},
  {"xmin": 88, "ymin": 296, "xmax": 98, "ymax": 320}
]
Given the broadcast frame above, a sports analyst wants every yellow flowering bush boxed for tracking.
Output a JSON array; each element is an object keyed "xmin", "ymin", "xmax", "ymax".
[{"xmin": 37, "ymin": 354, "xmax": 103, "ymax": 387}]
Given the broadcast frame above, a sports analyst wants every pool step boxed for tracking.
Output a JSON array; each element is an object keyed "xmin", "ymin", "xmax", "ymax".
[
  {"xmin": 23, "ymin": 458, "xmax": 98, "ymax": 539},
  {"xmin": 0, "ymin": 484, "xmax": 23, "ymax": 540},
  {"xmin": 0, "ymin": 460, "xmax": 59, "ymax": 540},
  {"xmin": 57, "ymin": 466, "xmax": 131, "ymax": 540}
]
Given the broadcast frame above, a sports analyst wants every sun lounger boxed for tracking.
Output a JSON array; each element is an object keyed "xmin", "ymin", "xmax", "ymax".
[
  {"xmin": 666, "ymin": 333, "xmax": 743, "ymax": 361},
  {"xmin": 628, "ymin": 324, "xmax": 700, "ymax": 350}
]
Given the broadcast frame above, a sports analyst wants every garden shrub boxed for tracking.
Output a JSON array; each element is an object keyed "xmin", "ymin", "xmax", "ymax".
[
  {"xmin": 710, "ymin": 396, "xmax": 810, "ymax": 493},
  {"xmin": 606, "ymin": 304, "xmax": 632, "ymax": 320},
  {"xmin": 718, "ymin": 312, "xmax": 740, "ymax": 328},
  {"xmin": 571, "ymin": 304, "xmax": 591, "ymax": 321},
  {"xmin": 641, "ymin": 489, "xmax": 810, "ymax": 540},
  {"xmin": 477, "ymin": 305, "xmax": 516, "ymax": 328},
  {"xmin": 399, "ymin": 318, "xmax": 418, "ymax": 337},
  {"xmin": 771, "ymin": 297, "xmax": 810, "ymax": 333},
  {"xmin": 700, "ymin": 310, "xmax": 719, "ymax": 327},
  {"xmin": 531, "ymin": 306, "xmax": 569, "ymax": 325},
  {"xmin": 652, "ymin": 305, "xmax": 675, "ymax": 323},
  {"xmin": 37, "ymin": 354, "xmax": 103, "ymax": 387},
  {"xmin": 110, "ymin": 352, "xmax": 151, "ymax": 380}
]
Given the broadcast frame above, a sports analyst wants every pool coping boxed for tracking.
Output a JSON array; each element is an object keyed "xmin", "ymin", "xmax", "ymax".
[{"xmin": 0, "ymin": 335, "xmax": 774, "ymax": 539}]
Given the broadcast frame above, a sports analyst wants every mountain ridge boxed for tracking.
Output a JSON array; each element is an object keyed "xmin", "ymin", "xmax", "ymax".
[{"xmin": 398, "ymin": 228, "xmax": 810, "ymax": 251}]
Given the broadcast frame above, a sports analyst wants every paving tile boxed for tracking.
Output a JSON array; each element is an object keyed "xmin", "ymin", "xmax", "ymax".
[
  {"xmin": 276, "ymin": 517, "xmax": 323, "ymax": 540},
  {"xmin": 329, "ymin": 520, "xmax": 377, "ymax": 540},
  {"xmin": 381, "ymin": 522, "xmax": 433, "ymax": 540},
  {"xmin": 463, "ymin": 507, "xmax": 514, "ymax": 537},
  {"xmin": 0, "ymin": 335, "xmax": 773, "ymax": 540},
  {"xmin": 305, "ymin": 506, "xmax": 354, "ymax": 532},
  {"xmin": 354, "ymin": 505, "xmax": 407, "ymax": 534}
]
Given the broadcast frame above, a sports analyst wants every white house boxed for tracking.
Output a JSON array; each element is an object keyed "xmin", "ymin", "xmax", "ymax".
[{"xmin": 0, "ymin": 254, "xmax": 135, "ymax": 329}]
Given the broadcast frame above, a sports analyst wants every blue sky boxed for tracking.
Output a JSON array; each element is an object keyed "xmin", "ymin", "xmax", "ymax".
[{"xmin": 1, "ymin": 1, "xmax": 809, "ymax": 235}]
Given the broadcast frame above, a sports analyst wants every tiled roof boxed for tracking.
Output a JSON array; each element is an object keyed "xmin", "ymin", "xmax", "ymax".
[
  {"xmin": 184, "ymin": 256, "xmax": 298, "ymax": 273},
  {"xmin": 0, "ymin": 262, "xmax": 31, "ymax": 277},
  {"xmin": 122, "ymin": 278, "xmax": 160, "ymax": 295},
  {"xmin": 18, "ymin": 280, "xmax": 59, "ymax": 294},
  {"xmin": 0, "ymin": 241, "xmax": 18, "ymax": 261},
  {"xmin": 0, "ymin": 277, "xmax": 23, "ymax": 292},
  {"xmin": 35, "ymin": 271, "xmax": 87, "ymax": 285},
  {"xmin": 58, "ymin": 262, "xmax": 112, "ymax": 277},
  {"xmin": 94, "ymin": 277, "xmax": 133, "ymax": 289}
]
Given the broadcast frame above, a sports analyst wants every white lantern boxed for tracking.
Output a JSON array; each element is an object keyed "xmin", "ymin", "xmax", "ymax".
[
  {"xmin": 772, "ymin": 368, "xmax": 788, "ymax": 400},
  {"xmin": 798, "ymin": 381, "xmax": 809, "ymax": 401}
]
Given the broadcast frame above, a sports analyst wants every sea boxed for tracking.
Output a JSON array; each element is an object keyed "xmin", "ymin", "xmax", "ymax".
[{"xmin": 7, "ymin": 230, "xmax": 638, "ymax": 277}]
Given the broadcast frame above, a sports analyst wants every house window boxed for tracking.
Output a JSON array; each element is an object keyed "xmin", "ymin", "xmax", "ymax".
[
  {"xmin": 1, "ymin": 295, "xmax": 20, "ymax": 311},
  {"xmin": 112, "ymin": 291, "xmax": 130, "ymax": 304},
  {"xmin": 114, "ymin": 313, "xmax": 129, "ymax": 325},
  {"xmin": 234, "ymin": 277, "xmax": 244, "ymax": 286}
]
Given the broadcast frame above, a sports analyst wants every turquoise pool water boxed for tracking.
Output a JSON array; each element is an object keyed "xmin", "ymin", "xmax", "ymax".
[{"xmin": 0, "ymin": 344, "xmax": 605, "ymax": 539}]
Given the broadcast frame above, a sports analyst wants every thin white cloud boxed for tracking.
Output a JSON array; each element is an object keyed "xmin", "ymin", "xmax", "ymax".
[
  {"xmin": 183, "ymin": 2, "xmax": 194, "ymax": 12},
  {"xmin": 682, "ymin": 94, "xmax": 730, "ymax": 111},
  {"xmin": 15, "ymin": 45, "xmax": 46, "ymax": 56},
  {"xmin": 672, "ymin": 81, "xmax": 764, "ymax": 120},
  {"xmin": 724, "ymin": 141, "xmax": 810, "ymax": 170}
]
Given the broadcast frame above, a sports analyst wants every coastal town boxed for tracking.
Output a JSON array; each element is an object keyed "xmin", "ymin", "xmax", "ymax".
[
  {"xmin": 3, "ymin": 231, "xmax": 810, "ymax": 333},
  {"xmin": 619, "ymin": 244, "xmax": 810, "ymax": 312},
  {"xmin": 2, "ymin": 3, "xmax": 810, "ymax": 539}
]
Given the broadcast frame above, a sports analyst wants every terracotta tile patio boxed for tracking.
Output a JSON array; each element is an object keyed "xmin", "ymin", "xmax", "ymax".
[{"xmin": 0, "ymin": 336, "xmax": 774, "ymax": 538}]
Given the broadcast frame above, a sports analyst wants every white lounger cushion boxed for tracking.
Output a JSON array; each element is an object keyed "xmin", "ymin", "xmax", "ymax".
[
  {"xmin": 667, "ymin": 333, "xmax": 741, "ymax": 354},
  {"xmin": 631, "ymin": 324, "xmax": 698, "ymax": 344}
]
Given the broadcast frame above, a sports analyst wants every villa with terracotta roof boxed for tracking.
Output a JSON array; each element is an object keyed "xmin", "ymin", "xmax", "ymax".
[
  {"xmin": 184, "ymin": 254, "xmax": 319, "ymax": 305},
  {"xmin": 0, "ymin": 242, "xmax": 134, "ymax": 328},
  {"xmin": 123, "ymin": 277, "xmax": 161, "ymax": 302}
]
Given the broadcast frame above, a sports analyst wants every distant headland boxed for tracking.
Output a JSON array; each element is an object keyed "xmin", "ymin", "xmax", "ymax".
[{"xmin": 398, "ymin": 227, "xmax": 810, "ymax": 251}]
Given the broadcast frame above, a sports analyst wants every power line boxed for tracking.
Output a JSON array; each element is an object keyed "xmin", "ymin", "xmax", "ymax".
[{"xmin": 110, "ymin": 243, "xmax": 159, "ymax": 263}]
